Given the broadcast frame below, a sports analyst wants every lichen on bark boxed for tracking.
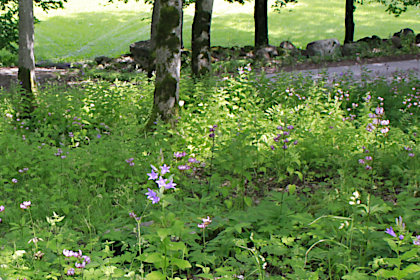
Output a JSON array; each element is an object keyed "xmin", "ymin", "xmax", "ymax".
[
  {"xmin": 192, "ymin": 0, "xmax": 214, "ymax": 76},
  {"xmin": 146, "ymin": 0, "xmax": 182, "ymax": 129}
]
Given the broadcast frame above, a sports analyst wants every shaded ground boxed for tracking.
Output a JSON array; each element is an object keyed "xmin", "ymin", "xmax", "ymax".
[{"xmin": 1, "ymin": 53, "xmax": 419, "ymax": 90}]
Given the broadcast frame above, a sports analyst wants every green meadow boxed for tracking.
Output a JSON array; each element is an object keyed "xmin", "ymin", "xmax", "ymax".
[{"xmin": 33, "ymin": 0, "xmax": 420, "ymax": 61}]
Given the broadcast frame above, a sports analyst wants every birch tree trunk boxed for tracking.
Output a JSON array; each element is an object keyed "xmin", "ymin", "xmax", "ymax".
[
  {"xmin": 18, "ymin": 0, "xmax": 36, "ymax": 116},
  {"xmin": 147, "ymin": 0, "xmax": 182, "ymax": 127},
  {"xmin": 191, "ymin": 0, "xmax": 214, "ymax": 76}
]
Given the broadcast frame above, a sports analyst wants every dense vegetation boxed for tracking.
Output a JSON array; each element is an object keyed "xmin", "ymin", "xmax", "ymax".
[{"xmin": 0, "ymin": 64, "xmax": 419, "ymax": 278}]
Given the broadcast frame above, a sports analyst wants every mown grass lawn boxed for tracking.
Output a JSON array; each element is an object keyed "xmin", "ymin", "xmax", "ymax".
[{"xmin": 34, "ymin": 0, "xmax": 420, "ymax": 61}]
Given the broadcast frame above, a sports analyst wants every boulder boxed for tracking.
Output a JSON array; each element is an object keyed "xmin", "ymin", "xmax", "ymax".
[
  {"xmin": 279, "ymin": 41, "xmax": 296, "ymax": 51},
  {"xmin": 255, "ymin": 45, "xmax": 279, "ymax": 60},
  {"xmin": 357, "ymin": 35, "xmax": 382, "ymax": 47},
  {"xmin": 130, "ymin": 40, "xmax": 154, "ymax": 72},
  {"xmin": 306, "ymin": 38, "xmax": 341, "ymax": 57},
  {"xmin": 390, "ymin": 36, "xmax": 402, "ymax": 49},
  {"xmin": 341, "ymin": 42, "xmax": 361, "ymax": 56},
  {"xmin": 393, "ymin": 28, "xmax": 414, "ymax": 38}
]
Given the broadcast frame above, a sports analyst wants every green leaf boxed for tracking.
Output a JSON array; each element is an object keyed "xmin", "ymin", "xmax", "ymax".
[
  {"xmin": 342, "ymin": 270, "xmax": 372, "ymax": 280},
  {"xmin": 171, "ymin": 258, "xmax": 192, "ymax": 269},
  {"xmin": 400, "ymin": 248, "xmax": 418, "ymax": 261},
  {"xmin": 400, "ymin": 264, "xmax": 420, "ymax": 276},
  {"xmin": 244, "ymin": 196, "xmax": 252, "ymax": 207},
  {"xmin": 384, "ymin": 238, "xmax": 398, "ymax": 253},
  {"xmin": 224, "ymin": 199, "xmax": 233, "ymax": 209},
  {"xmin": 157, "ymin": 228, "xmax": 171, "ymax": 241},
  {"xmin": 145, "ymin": 271, "xmax": 165, "ymax": 280},
  {"xmin": 167, "ymin": 241, "xmax": 186, "ymax": 252},
  {"xmin": 144, "ymin": 252, "xmax": 164, "ymax": 266},
  {"xmin": 288, "ymin": 184, "xmax": 296, "ymax": 195}
]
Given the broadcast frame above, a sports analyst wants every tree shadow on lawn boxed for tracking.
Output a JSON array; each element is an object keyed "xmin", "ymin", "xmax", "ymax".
[{"xmin": 35, "ymin": 11, "xmax": 152, "ymax": 60}]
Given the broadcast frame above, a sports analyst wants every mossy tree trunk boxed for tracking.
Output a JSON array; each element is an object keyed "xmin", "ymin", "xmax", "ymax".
[
  {"xmin": 191, "ymin": 0, "xmax": 214, "ymax": 76},
  {"xmin": 18, "ymin": 0, "xmax": 36, "ymax": 117},
  {"xmin": 254, "ymin": 0, "xmax": 268, "ymax": 49},
  {"xmin": 344, "ymin": 0, "xmax": 355, "ymax": 43},
  {"xmin": 147, "ymin": 0, "xmax": 182, "ymax": 127}
]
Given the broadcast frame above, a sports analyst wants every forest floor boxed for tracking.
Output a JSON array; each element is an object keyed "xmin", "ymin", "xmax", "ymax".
[{"xmin": 0, "ymin": 53, "xmax": 419, "ymax": 90}]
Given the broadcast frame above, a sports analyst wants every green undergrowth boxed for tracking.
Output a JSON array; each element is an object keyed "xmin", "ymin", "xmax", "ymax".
[{"xmin": 0, "ymin": 66, "xmax": 419, "ymax": 279}]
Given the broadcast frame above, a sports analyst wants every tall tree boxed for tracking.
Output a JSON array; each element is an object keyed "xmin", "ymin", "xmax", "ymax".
[
  {"xmin": 147, "ymin": 0, "xmax": 182, "ymax": 126},
  {"xmin": 344, "ymin": 0, "xmax": 419, "ymax": 44},
  {"xmin": 0, "ymin": 0, "xmax": 66, "ymax": 53},
  {"xmin": 191, "ymin": 0, "xmax": 214, "ymax": 76},
  {"xmin": 344, "ymin": 0, "xmax": 355, "ymax": 43},
  {"xmin": 255, "ymin": 0, "xmax": 297, "ymax": 49},
  {"xmin": 254, "ymin": 0, "xmax": 268, "ymax": 48},
  {"xmin": 18, "ymin": 0, "xmax": 36, "ymax": 115}
]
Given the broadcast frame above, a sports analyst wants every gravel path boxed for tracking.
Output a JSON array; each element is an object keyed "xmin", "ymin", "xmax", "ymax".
[{"xmin": 266, "ymin": 58, "xmax": 420, "ymax": 83}]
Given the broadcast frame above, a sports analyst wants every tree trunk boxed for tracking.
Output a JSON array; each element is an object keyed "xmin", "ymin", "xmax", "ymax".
[
  {"xmin": 191, "ymin": 0, "xmax": 214, "ymax": 76},
  {"xmin": 254, "ymin": 0, "xmax": 268, "ymax": 49},
  {"xmin": 147, "ymin": 0, "xmax": 182, "ymax": 127},
  {"xmin": 150, "ymin": 0, "xmax": 160, "ymax": 50},
  {"xmin": 18, "ymin": 0, "xmax": 36, "ymax": 117},
  {"xmin": 344, "ymin": 0, "xmax": 355, "ymax": 43}
]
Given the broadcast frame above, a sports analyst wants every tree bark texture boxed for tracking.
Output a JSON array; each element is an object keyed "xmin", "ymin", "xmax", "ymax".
[
  {"xmin": 18, "ymin": 0, "xmax": 36, "ymax": 116},
  {"xmin": 254, "ymin": 0, "xmax": 268, "ymax": 48},
  {"xmin": 150, "ymin": 0, "xmax": 161, "ymax": 50},
  {"xmin": 344, "ymin": 0, "xmax": 355, "ymax": 43},
  {"xmin": 191, "ymin": 0, "xmax": 214, "ymax": 76},
  {"xmin": 148, "ymin": 0, "xmax": 182, "ymax": 126}
]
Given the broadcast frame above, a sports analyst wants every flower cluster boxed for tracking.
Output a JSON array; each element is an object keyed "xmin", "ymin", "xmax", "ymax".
[
  {"xmin": 18, "ymin": 167, "xmax": 29, "ymax": 173},
  {"xmin": 20, "ymin": 201, "xmax": 31, "ymax": 209},
  {"xmin": 404, "ymin": 146, "xmax": 415, "ymax": 158},
  {"xmin": 385, "ymin": 216, "xmax": 406, "ymax": 241},
  {"xmin": 125, "ymin": 157, "xmax": 135, "ymax": 166},
  {"xmin": 0, "ymin": 205, "xmax": 4, "ymax": 223},
  {"xmin": 414, "ymin": 235, "xmax": 420, "ymax": 246},
  {"xmin": 358, "ymin": 146, "xmax": 373, "ymax": 170},
  {"xmin": 198, "ymin": 216, "xmax": 212, "ymax": 229},
  {"xmin": 129, "ymin": 212, "xmax": 141, "ymax": 221},
  {"xmin": 54, "ymin": 148, "xmax": 67, "ymax": 159},
  {"xmin": 209, "ymin": 124, "xmax": 217, "ymax": 138},
  {"xmin": 145, "ymin": 164, "xmax": 176, "ymax": 204},
  {"xmin": 349, "ymin": 191, "xmax": 361, "ymax": 205},
  {"xmin": 173, "ymin": 151, "xmax": 203, "ymax": 171},
  {"xmin": 63, "ymin": 249, "xmax": 91, "ymax": 275},
  {"xmin": 402, "ymin": 87, "xmax": 419, "ymax": 115},
  {"xmin": 271, "ymin": 124, "xmax": 298, "ymax": 150},
  {"xmin": 285, "ymin": 87, "xmax": 306, "ymax": 101},
  {"xmin": 366, "ymin": 107, "xmax": 390, "ymax": 134}
]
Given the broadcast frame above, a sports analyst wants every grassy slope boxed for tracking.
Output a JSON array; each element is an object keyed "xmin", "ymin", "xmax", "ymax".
[{"xmin": 34, "ymin": 0, "xmax": 420, "ymax": 61}]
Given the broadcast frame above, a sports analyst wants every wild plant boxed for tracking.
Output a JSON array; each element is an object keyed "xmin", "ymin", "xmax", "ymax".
[{"xmin": 372, "ymin": 216, "xmax": 420, "ymax": 279}]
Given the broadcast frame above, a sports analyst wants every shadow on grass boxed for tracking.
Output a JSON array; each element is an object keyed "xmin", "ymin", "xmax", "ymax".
[{"xmin": 34, "ymin": 2, "xmax": 420, "ymax": 60}]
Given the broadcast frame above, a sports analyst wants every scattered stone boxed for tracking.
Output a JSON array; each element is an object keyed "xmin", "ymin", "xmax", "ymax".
[
  {"xmin": 239, "ymin": 45, "xmax": 254, "ymax": 58},
  {"xmin": 255, "ymin": 45, "xmax": 279, "ymax": 60},
  {"xmin": 94, "ymin": 56, "xmax": 112, "ymax": 65},
  {"xmin": 341, "ymin": 42, "xmax": 360, "ymax": 56},
  {"xmin": 279, "ymin": 41, "xmax": 296, "ymax": 51},
  {"xmin": 306, "ymin": 39, "xmax": 341, "ymax": 57},
  {"xmin": 390, "ymin": 36, "xmax": 402, "ymax": 49},
  {"xmin": 393, "ymin": 28, "xmax": 414, "ymax": 38},
  {"xmin": 130, "ymin": 40, "xmax": 154, "ymax": 72},
  {"xmin": 357, "ymin": 35, "xmax": 382, "ymax": 47}
]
